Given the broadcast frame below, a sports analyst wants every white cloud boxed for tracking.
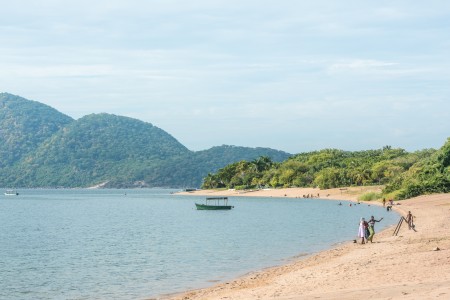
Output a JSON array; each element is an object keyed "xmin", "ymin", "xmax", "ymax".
[{"xmin": 329, "ymin": 59, "xmax": 398, "ymax": 72}]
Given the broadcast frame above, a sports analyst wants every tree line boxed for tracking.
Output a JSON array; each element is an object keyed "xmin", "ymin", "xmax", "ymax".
[{"xmin": 202, "ymin": 138, "xmax": 450, "ymax": 200}]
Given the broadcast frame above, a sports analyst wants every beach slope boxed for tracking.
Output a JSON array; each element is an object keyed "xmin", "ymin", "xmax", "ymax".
[{"xmin": 168, "ymin": 190, "xmax": 450, "ymax": 300}]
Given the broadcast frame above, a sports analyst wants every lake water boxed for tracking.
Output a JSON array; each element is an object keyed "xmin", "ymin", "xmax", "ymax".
[{"xmin": 0, "ymin": 189, "xmax": 398, "ymax": 299}]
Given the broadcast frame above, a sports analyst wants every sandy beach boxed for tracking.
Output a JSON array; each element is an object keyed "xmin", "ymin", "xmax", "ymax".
[{"xmin": 167, "ymin": 188, "xmax": 450, "ymax": 300}]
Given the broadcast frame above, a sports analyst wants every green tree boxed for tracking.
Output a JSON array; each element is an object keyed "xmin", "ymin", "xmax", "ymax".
[{"xmin": 313, "ymin": 167, "xmax": 341, "ymax": 189}]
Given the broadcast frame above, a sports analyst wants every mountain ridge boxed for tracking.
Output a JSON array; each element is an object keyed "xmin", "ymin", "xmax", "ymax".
[{"xmin": 0, "ymin": 93, "xmax": 291, "ymax": 188}]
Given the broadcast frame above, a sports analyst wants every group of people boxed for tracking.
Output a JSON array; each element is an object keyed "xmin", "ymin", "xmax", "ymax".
[
  {"xmin": 301, "ymin": 193, "xmax": 320, "ymax": 198},
  {"xmin": 358, "ymin": 216, "xmax": 383, "ymax": 244},
  {"xmin": 358, "ymin": 210, "xmax": 416, "ymax": 244},
  {"xmin": 382, "ymin": 198, "xmax": 395, "ymax": 211}
]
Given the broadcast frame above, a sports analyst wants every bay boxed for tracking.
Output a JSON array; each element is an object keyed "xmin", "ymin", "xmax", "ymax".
[{"xmin": 0, "ymin": 189, "xmax": 398, "ymax": 299}]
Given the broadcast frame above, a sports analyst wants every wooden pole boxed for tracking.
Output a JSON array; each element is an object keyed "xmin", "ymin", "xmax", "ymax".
[{"xmin": 393, "ymin": 217, "xmax": 408, "ymax": 236}]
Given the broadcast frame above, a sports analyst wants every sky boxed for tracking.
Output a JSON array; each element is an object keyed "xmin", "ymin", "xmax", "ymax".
[{"xmin": 1, "ymin": 0, "xmax": 449, "ymax": 154}]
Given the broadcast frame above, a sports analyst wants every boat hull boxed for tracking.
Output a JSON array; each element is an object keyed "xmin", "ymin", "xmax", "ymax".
[
  {"xmin": 195, "ymin": 203, "xmax": 233, "ymax": 210},
  {"xmin": 4, "ymin": 190, "xmax": 19, "ymax": 196}
]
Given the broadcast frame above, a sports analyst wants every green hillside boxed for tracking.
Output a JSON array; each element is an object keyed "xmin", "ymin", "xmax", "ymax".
[
  {"xmin": 384, "ymin": 138, "xmax": 450, "ymax": 199},
  {"xmin": 10, "ymin": 113, "xmax": 191, "ymax": 187},
  {"xmin": 0, "ymin": 93, "xmax": 73, "ymax": 167},
  {"xmin": 126, "ymin": 145, "xmax": 292, "ymax": 188},
  {"xmin": 0, "ymin": 93, "xmax": 291, "ymax": 188}
]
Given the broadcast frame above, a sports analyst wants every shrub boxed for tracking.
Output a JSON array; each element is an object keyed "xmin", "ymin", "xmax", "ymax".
[{"xmin": 358, "ymin": 192, "xmax": 382, "ymax": 201}]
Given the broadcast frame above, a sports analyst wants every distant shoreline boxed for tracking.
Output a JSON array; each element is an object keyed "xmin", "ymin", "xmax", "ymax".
[
  {"xmin": 177, "ymin": 185, "xmax": 384, "ymax": 202},
  {"xmin": 167, "ymin": 189, "xmax": 450, "ymax": 300}
]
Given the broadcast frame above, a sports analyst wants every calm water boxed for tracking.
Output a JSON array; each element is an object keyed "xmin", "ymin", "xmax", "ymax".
[{"xmin": 0, "ymin": 189, "xmax": 398, "ymax": 299}]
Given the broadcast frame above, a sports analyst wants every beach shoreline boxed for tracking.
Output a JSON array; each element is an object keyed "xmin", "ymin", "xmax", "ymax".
[
  {"xmin": 176, "ymin": 186, "xmax": 384, "ymax": 202},
  {"xmin": 162, "ymin": 187, "xmax": 450, "ymax": 300}
]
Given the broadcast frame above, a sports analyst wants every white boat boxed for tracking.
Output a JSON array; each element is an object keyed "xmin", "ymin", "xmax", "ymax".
[{"xmin": 4, "ymin": 189, "xmax": 19, "ymax": 196}]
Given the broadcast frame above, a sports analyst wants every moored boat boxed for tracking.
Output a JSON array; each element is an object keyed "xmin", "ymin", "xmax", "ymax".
[
  {"xmin": 4, "ymin": 189, "xmax": 19, "ymax": 196},
  {"xmin": 195, "ymin": 197, "xmax": 234, "ymax": 210}
]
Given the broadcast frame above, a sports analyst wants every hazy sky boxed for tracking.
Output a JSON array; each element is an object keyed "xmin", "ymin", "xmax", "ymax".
[{"xmin": 1, "ymin": 1, "xmax": 449, "ymax": 153}]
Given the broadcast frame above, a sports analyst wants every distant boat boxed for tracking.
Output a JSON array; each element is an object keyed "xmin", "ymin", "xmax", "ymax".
[
  {"xmin": 4, "ymin": 189, "xmax": 19, "ymax": 196},
  {"xmin": 195, "ymin": 197, "xmax": 234, "ymax": 210}
]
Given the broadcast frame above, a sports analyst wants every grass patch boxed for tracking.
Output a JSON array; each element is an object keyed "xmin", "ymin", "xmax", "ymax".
[
  {"xmin": 382, "ymin": 190, "xmax": 402, "ymax": 201},
  {"xmin": 358, "ymin": 192, "xmax": 382, "ymax": 201}
]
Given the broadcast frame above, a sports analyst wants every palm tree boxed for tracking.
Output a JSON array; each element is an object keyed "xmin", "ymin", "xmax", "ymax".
[
  {"xmin": 202, "ymin": 173, "xmax": 220, "ymax": 189},
  {"xmin": 251, "ymin": 156, "xmax": 273, "ymax": 172}
]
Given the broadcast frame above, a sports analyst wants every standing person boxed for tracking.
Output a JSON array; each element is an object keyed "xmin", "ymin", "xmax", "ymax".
[
  {"xmin": 382, "ymin": 198, "xmax": 386, "ymax": 207},
  {"xmin": 358, "ymin": 218, "xmax": 367, "ymax": 244},
  {"xmin": 406, "ymin": 211, "xmax": 414, "ymax": 229},
  {"xmin": 364, "ymin": 219, "xmax": 370, "ymax": 240},
  {"xmin": 367, "ymin": 215, "xmax": 383, "ymax": 243}
]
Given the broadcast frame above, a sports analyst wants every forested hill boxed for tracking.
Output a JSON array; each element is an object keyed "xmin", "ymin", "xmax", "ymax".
[
  {"xmin": 0, "ymin": 93, "xmax": 291, "ymax": 188},
  {"xmin": 10, "ymin": 113, "xmax": 191, "ymax": 187},
  {"xmin": 0, "ymin": 93, "xmax": 73, "ymax": 167},
  {"xmin": 126, "ymin": 145, "xmax": 292, "ymax": 188}
]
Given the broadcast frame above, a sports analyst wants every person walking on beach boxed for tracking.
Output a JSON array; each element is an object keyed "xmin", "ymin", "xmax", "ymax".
[
  {"xmin": 358, "ymin": 218, "xmax": 368, "ymax": 244},
  {"xmin": 406, "ymin": 211, "xmax": 414, "ymax": 229},
  {"xmin": 367, "ymin": 215, "xmax": 383, "ymax": 243}
]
